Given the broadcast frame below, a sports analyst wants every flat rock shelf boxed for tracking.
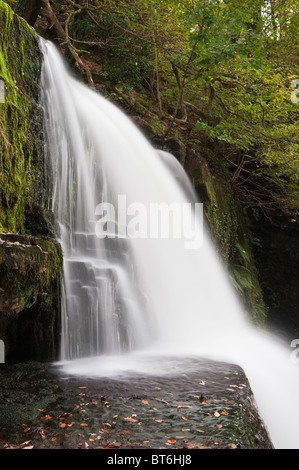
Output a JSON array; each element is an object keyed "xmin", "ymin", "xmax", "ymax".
[{"xmin": 0, "ymin": 358, "xmax": 272, "ymax": 449}]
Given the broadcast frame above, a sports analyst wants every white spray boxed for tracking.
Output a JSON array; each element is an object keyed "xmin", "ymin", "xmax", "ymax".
[{"xmin": 40, "ymin": 39, "xmax": 299, "ymax": 449}]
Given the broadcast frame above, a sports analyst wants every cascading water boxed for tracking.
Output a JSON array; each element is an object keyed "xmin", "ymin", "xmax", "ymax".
[{"xmin": 40, "ymin": 39, "xmax": 299, "ymax": 449}]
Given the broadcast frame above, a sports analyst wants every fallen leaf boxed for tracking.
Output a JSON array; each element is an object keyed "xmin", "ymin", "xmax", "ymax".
[
  {"xmin": 20, "ymin": 441, "xmax": 31, "ymax": 446},
  {"xmin": 181, "ymin": 416, "xmax": 188, "ymax": 421},
  {"xmin": 23, "ymin": 427, "xmax": 30, "ymax": 433},
  {"xmin": 118, "ymin": 430, "xmax": 131, "ymax": 435},
  {"xmin": 123, "ymin": 417, "xmax": 138, "ymax": 422},
  {"xmin": 228, "ymin": 443, "xmax": 238, "ymax": 449},
  {"xmin": 142, "ymin": 400, "xmax": 149, "ymax": 405},
  {"xmin": 218, "ymin": 425, "xmax": 223, "ymax": 429},
  {"xmin": 23, "ymin": 445, "xmax": 34, "ymax": 449},
  {"xmin": 80, "ymin": 423, "xmax": 88, "ymax": 427},
  {"xmin": 214, "ymin": 411, "xmax": 220, "ymax": 418},
  {"xmin": 60, "ymin": 423, "xmax": 67, "ymax": 428},
  {"xmin": 177, "ymin": 404, "xmax": 192, "ymax": 410},
  {"xmin": 155, "ymin": 419, "xmax": 163, "ymax": 423},
  {"xmin": 154, "ymin": 398, "xmax": 169, "ymax": 405},
  {"xmin": 167, "ymin": 439, "xmax": 176, "ymax": 444},
  {"xmin": 220, "ymin": 409, "xmax": 229, "ymax": 416}
]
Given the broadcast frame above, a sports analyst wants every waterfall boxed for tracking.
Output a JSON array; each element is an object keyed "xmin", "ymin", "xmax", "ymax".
[{"xmin": 40, "ymin": 39, "xmax": 299, "ymax": 449}]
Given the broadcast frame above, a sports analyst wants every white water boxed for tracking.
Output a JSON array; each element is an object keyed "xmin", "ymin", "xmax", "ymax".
[{"xmin": 40, "ymin": 39, "xmax": 299, "ymax": 449}]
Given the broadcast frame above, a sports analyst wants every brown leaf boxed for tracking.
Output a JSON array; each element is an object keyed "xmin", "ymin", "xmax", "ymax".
[
  {"xmin": 154, "ymin": 398, "xmax": 169, "ymax": 405},
  {"xmin": 123, "ymin": 417, "xmax": 138, "ymax": 422},
  {"xmin": 177, "ymin": 404, "xmax": 192, "ymax": 410},
  {"xmin": 20, "ymin": 440, "xmax": 31, "ymax": 446},
  {"xmin": 142, "ymin": 400, "xmax": 149, "ymax": 405},
  {"xmin": 167, "ymin": 439, "xmax": 176, "ymax": 444},
  {"xmin": 80, "ymin": 423, "xmax": 88, "ymax": 427},
  {"xmin": 181, "ymin": 416, "xmax": 188, "ymax": 421}
]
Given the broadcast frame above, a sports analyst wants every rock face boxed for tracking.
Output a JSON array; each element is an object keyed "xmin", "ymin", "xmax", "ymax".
[{"xmin": 0, "ymin": 2, "xmax": 62, "ymax": 362}]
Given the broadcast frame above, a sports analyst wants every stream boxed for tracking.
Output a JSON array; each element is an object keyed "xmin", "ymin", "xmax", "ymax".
[{"xmin": 0, "ymin": 358, "xmax": 272, "ymax": 451}]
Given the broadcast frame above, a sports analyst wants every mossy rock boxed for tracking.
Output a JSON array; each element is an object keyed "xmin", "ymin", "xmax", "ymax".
[
  {"xmin": 0, "ymin": 1, "xmax": 44, "ymax": 233},
  {"xmin": 0, "ymin": 233, "xmax": 63, "ymax": 362}
]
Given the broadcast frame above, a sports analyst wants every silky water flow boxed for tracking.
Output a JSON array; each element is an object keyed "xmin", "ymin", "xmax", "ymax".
[{"xmin": 40, "ymin": 39, "xmax": 299, "ymax": 449}]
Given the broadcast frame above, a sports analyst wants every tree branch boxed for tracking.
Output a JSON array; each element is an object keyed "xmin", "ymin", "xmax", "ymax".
[{"xmin": 42, "ymin": 0, "xmax": 94, "ymax": 87}]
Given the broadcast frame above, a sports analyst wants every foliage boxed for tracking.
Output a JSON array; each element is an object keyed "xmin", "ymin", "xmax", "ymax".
[
  {"xmin": 0, "ymin": 1, "xmax": 43, "ymax": 232},
  {"xmin": 36, "ymin": 0, "xmax": 299, "ymax": 219}
]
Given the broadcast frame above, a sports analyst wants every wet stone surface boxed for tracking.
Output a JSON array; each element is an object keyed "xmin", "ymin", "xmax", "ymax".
[{"xmin": 0, "ymin": 358, "xmax": 273, "ymax": 449}]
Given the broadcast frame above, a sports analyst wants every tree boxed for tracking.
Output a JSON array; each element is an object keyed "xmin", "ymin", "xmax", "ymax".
[{"xmin": 16, "ymin": 0, "xmax": 42, "ymax": 26}]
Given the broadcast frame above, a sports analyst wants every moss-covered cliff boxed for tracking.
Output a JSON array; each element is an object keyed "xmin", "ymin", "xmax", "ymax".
[
  {"xmin": 0, "ymin": 1, "xmax": 44, "ymax": 233},
  {"xmin": 0, "ymin": 1, "xmax": 62, "ymax": 362},
  {"xmin": 0, "ymin": 233, "xmax": 62, "ymax": 361}
]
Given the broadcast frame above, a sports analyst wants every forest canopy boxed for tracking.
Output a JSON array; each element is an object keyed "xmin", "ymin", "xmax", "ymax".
[{"xmin": 12, "ymin": 0, "xmax": 299, "ymax": 221}]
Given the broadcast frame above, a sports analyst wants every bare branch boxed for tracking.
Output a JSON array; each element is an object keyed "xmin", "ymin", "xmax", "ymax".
[{"xmin": 42, "ymin": 0, "xmax": 94, "ymax": 87}]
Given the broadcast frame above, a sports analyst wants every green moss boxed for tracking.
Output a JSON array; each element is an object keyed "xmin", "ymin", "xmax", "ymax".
[
  {"xmin": 0, "ymin": 234, "xmax": 63, "ymax": 361},
  {"xmin": 201, "ymin": 169, "xmax": 266, "ymax": 324},
  {"xmin": 0, "ymin": 1, "xmax": 42, "ymax": 233}
]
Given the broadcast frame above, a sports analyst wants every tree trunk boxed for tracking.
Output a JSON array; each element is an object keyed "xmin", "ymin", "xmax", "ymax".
[{"xmin": 16, "ymin": 0, "xmax": 42, "ymax": 26}]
